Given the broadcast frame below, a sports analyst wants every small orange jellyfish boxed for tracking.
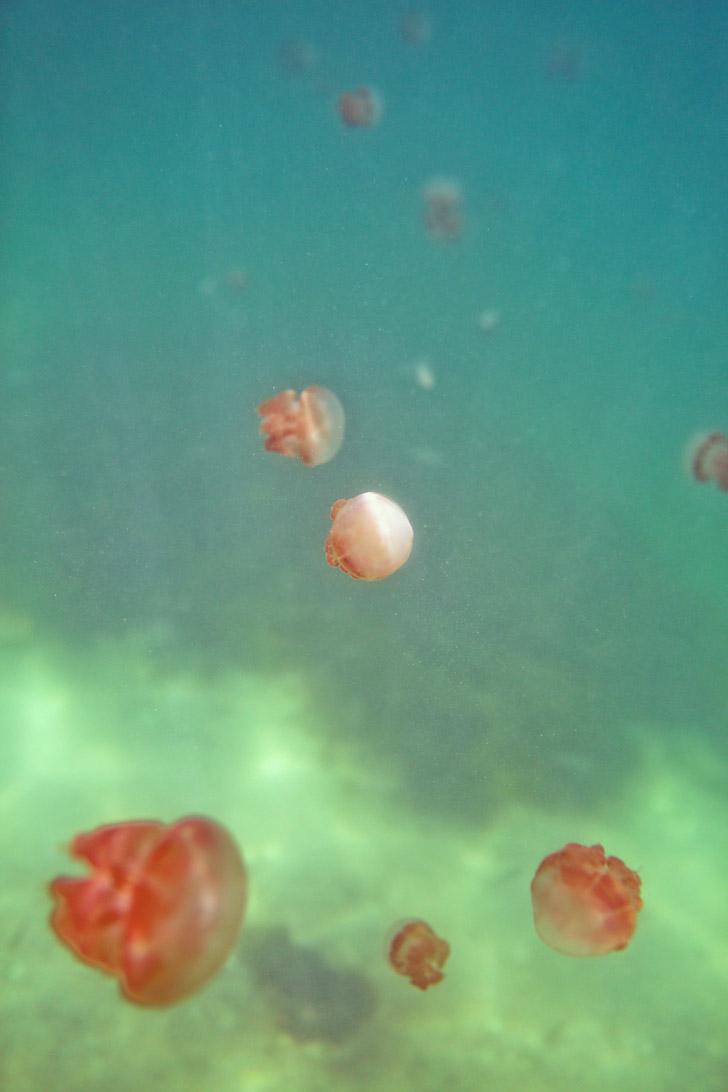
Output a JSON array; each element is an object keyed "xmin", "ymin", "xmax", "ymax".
[
  {"xmin": 325, "ymin": 492, "xmax": 413, "ymax": 580},
  {"xmin": 336, "ymin": 85, "xmax": 384, "ymax": 128},
  {"xmin": 531, "ymin": 842, "xmax": 642, "ymax": 957},
  {"xmin": 683, "ymin": 431, "xmax": 728, "ymax": 492},
  {"xmin": 422, "ymin": 177, "xmax": 464, "ymax": 241},
  {"xmin": 257, "ymin": 386, "xmax": 345, "ymax": 467},
  {"xmin": 48, "ymin": 816, "xmax": 248, "ymax": 1006},
  {"xmin": 387, "ymin": 919, "xmax": 450, "ymax": 990}
]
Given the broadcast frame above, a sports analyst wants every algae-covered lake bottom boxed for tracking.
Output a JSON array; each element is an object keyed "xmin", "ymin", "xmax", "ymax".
[{"xmin": 1, "ymin": 629, "xmax": 726, "ymax": 1092}]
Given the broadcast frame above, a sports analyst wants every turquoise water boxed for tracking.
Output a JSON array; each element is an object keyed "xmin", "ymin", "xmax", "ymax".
[{"xmin": 1, "ymin": 2, "xmax": 727, "ymax": 1090}]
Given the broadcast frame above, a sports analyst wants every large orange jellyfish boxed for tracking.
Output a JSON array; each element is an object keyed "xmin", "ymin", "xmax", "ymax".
[
  {"xmin": 683, "ymin": 431, "xmax": 728, "ymax": 491},
  {"xmin": 336, "ymin": 85, "xmax": 384, "ymax": 128},
  {"xmin": 325, "ymin": 492, "xmax": 413, "ymax": 580},
  {"xmin": 387, "ymin": 919, "xmax": 450, "ymax": 990},
  {"xmin": 258, "ymin": 386, "xmax": 345, "ymax": 467},
  {"xmin": 48, "ymin": 816, "xmax": 248, "ymax": 1006},
  {"xmin": 531, "ymin": 843, "xmax": 642, "ymax": 957}
]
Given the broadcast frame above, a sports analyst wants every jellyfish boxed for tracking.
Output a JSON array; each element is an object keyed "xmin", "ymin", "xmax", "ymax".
[
  {"xmin": 545, "ymin": 41, "xmax": 586, "ymax": 82},
  {"xmin": 325, "ymin": 492, "xmax": 413, "ymax": 580},
  {"xmin": 387, "ymin": 919, "xmax": 450, "ymax": 990},
  {"xmin": 336, "ymin": 86, "xmax": 384, "ymax": 128},
  {"xmin": 223, "ymin": 267, "xmax": 248, "ymax": 294},
  {"xmin": 257, "ymin": 386, "xmax": 345, "ymax": 467},
  {"xmin": 422, "ymin": 177, "xmax": 464, "ymax": 241},
  {"xmin": 412, "ymin": 358, "xmax": 436, "ymax": 391},
  {"xmin": 277, "ymin": 36, "xmax": 318, "ymax": 76},
  {"xmin": 48, "ymin": 816, "xmax": 248, "ymax": 1006},
  {"xmin": 531, "ymin": 842, "xmax": 642, "ymax": 957},
  {"xmin": 398, "ymin": 11, "xmax": 432, "ymax": 47},
  {"xmin": 683, "ymin": 431, "xmax": 728, "ymax": 491},
  {"xmin": 476, "ymin": 307, "xmax": 502, "ymax": 335}
]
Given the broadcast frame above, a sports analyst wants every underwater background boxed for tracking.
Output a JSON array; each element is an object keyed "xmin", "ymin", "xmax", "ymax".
[{"xmin": 1, "ymin": 1, "xmax": 727, "ymax": 1089}]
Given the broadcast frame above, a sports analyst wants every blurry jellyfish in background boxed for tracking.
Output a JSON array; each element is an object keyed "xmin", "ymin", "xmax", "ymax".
[
  {"xmin": 325, "ymin": 492, "xmax": 413, "ymax": 580},
  {"xmin": 476, "ymin": 307, "xmax": 501, "ymax": 335},
  {"xmin": 336, "ymin": 85, "xmax": 384, "ymax": 128},
  {"xmin": 277, "ymin": 36, "xmax": 318, "ymax": 76},
  {"xmin": 257, "ymin": 386, "xmax": 345, "ymax": 467},
  {"xmin": 531, "ymin": 843, "xmax": 642, "ymax": 957},
  {"xmin": 401, "ymin": 357, "xmax": 435, "ymax": 391},
  {"xmin": 277, "ymin": 35, "xmax": 335, "ymax": 100},
  {"xmin": 629, "ymin": 272, "xmax": 657, "ymax": 305},
  {"xmin": 198, "ymin": 276, "xmax": 218, "ymax": 299},
  {"xmin": 398, "ymin": 10, "xmax": 432, "ymax": 48},
  {"xmin": 413, "ymin": 358, "xmax": 436, "ymax": 391},
  {"xmin": 683, "ymin": 431, "xmax": 728, "ymax": 492},
  {"xmin": 387, "ymin": 919, "xmax": 450, "ymax": 990},
  {"xmin": 197, "ymin": 266, "xmax": 248, "ymax": 301},
  {"xmin": 48, "ymin": 816, "xmax": 248, "ymax": 1006},
  {"xmin": 223, "ymin": 267, "xmax": 248, "ymax": 295},
  {"xmin": 407, "ymin": 443, "xmax": 446, "ymax": 471},
  {"xmin": 544, "ymin": 41, "xmax": 587, "ymax": 82},
  {"xmin": 422, "ymin": 177, "xmax": 464, "ymax": 241}
]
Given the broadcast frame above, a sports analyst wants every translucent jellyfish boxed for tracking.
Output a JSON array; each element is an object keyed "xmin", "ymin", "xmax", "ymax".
[
  {"xmin": 48, "ymin": 816, "xmax": 248, "ymax": 1006},
  {"xmin": 258, "ymin": 386, "xmax": 345, "ymax": 467},
  {"xmin": 683, "ymin": 431, "xmax": 728, "ymax": 491},
  {"xmin": 387, "ymin": 919, "xmax": 450, "ymax": 990},
  {"xmin": 336, "ymin": 86, "xmax": 384, "ymax": 128},
  {"xmin": 325, "ymin": 492, "xmax": 413, "ymax": 580},
  {"xmin": 531, "ymin": 842, "xmax": 642, "ymax": 957},
  {"xmin": 413, "ymin": 359, "xmax": 436, "ymax": 391},
  {"xmin": 422, "ymin": 177, "xmax": 464, "ymax": 241},
  {"xmin": 545, "ymin": 41, "xmax": 586, "ymax": 82},
  {"xmin": 223, "ymin": 267, "xmax": 248, "ymax": 294},
  {"xmin": 476, "ymin": 307, "xmax": 502, "ymax": 335},
  {"xmin": 277, "ymin": 36, "xmax": 318, "ymax": 76},
  {"xmin": 398, "ymin": 11, "xmax": 432, "ymax": 48}
]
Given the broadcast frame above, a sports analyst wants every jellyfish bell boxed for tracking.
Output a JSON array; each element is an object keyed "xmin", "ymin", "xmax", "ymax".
[
  {"xmin": 48, "ymin": 816, "xmax": 248, "ymax": 1006},
  {"xmin": 223, "ymin": 267, "xmax": 248, "ymax": 294},
  {"xmin": 402, "ymin": 357, "xmax": 435, "ymax": 391},
  {"xmin": 545, "ymin": 41, "xmax": 586, "ymax": 82},
  {"xmin": 257, "ymin": 386, "xmax": 345, "ymax": 467},
  {"xmin": 413, "ymin": 359, "xmax": 436, "ymax": 391},
  {"xmin": 398, "ymin": 11, "xmax": 432, "ymax": 48},
  {"xmin": 336, "ymin": 85, "xmax": 384, "ymax": 129},
  {"xmin": 531, "ymin": 843, "xmax": 642, "ymax": 957},
  {"xmin": 277, "ymin": 36, "xmax": 318, "ymax": 76},
  {"xmin": 387, "ymin": 919, "xmax": 450, "ymax": 990},
  {"xmin": 422, "ymin": 176, "xmax": 464, "ymax": 241},
  {"xmin": 683, "ymin": 430, "xmax": 728, "ymax": 491},
  {"xmin": 325, "ymin": 492, "xmax": 413, "ymax": 580},
  {"xmin": 476, "ymin": 307, "xmax": 501, "ymax": 335}
]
